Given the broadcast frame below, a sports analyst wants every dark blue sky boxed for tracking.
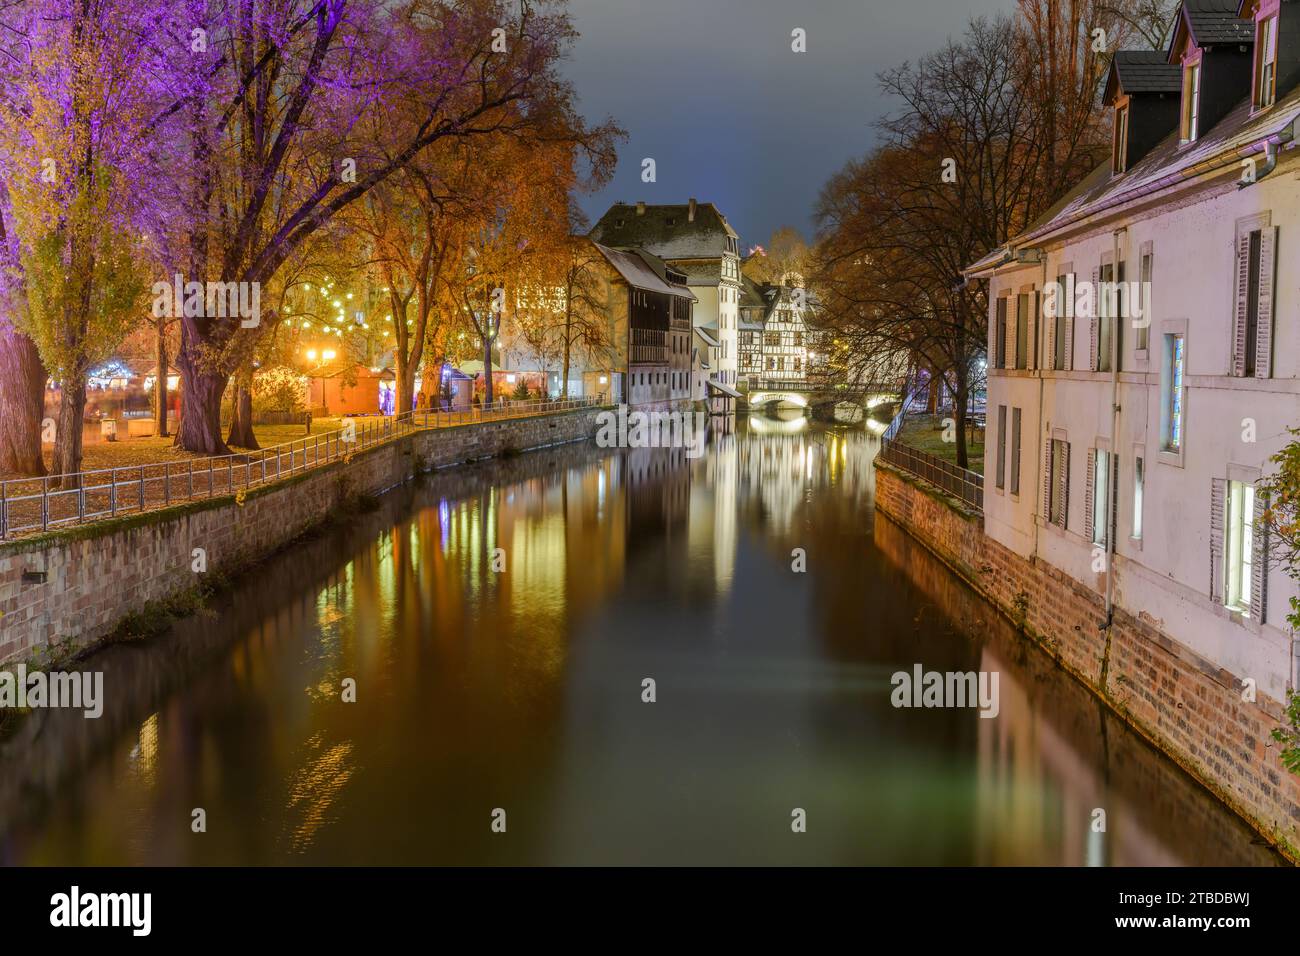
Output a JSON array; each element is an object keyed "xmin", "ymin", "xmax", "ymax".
[{"xmin": 563, "ymin": 0, "xmax": 1011, "ymax": 250}]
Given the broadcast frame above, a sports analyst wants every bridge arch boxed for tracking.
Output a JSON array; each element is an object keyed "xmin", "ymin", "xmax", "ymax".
[{"xmin": 748, "ymin": 391, "xmax": 809, "ymax": 408}]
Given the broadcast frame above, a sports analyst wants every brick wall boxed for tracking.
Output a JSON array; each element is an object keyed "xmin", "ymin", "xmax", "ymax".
[
  {"xmin": 875, "ymin": 461, "xmax": 1300, "ymax": 859},
  {"xmin": 0, "ymin": 408, "xmax": 605, "ymax": 667}
]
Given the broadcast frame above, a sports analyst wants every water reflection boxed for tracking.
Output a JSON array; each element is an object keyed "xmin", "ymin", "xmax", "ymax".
[{"xmin": 0, "ymin": 421, "xmax": 1280, "ymax": 865}]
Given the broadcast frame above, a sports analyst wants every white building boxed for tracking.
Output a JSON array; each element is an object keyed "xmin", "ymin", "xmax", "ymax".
[
  {"xmin": 590, "ymin": 199, "xmax": 742, "ymax": 411},
  {"xmin": 966, "ymin": 0, "xmax": 1300, "ymax": 703}
]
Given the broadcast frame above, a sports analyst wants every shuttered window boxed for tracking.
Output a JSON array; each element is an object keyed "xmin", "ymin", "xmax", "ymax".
[
  {"xmin": 1225, "ymin": 480, "xmax": 1255, "ymax": 613},
  {"xmin": 1233, "ymin": 220, "xmax": 1276, "ymax": 378},
  {"xmin": 995, "ymin": 297, "xmax": 1007, "ymax": 368},
  {"xmin": 1088, "ymin": 449, "xmax": 1115, "ymax": 548},
  {"xmin": 1015, "ymin": 293, "xmax": 1029, "ymax": 369},
  {"xmin": 1010, "ymin": 407, "xmax": 1021, "ymax": 495},
  {"xmin": 995, "ymin": 405, "xmax": 1007, "ymax": 490},
  {"xmin": 1048, "ymin": 439, "xmax": 1069, "ymax": 529},
  {"xmin": 1053, "ymin": 275, "xmax": 1068, "ymax": 370},
  {"xmin": 1136, "ymin": 251, "xmax": 1151, "ymax": 352}
]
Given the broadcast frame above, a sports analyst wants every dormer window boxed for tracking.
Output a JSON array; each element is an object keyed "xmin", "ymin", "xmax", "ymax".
[
  {"xmin": 1180, "ymin": 58, "xmax": 1201, "ymax": 143},
  {"xmin": 1255, "ymin": 13, "xmax": 1278, "ymax": 109},
  {"xmin": 1113, "ymin": 103, "xmax": 1130, "ymax": 174}
]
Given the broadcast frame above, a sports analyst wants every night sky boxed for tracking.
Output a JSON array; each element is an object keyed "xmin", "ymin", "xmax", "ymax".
[{"xmin": 564, "ymin": 0, "xmax": 1012, "ymax": 250}]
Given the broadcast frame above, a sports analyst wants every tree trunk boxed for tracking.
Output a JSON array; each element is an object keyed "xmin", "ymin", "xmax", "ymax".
[
  {"xmin": 397, "ymin": 362, "xmax": 416, "ymax": 418},
  {"xmin": 0, "ymin": 326, "xmax": 47, "ymax": 476},
  {"xmin": 175, "ymin": 357, "xmax": 231, "ymax": 456},
  {"xmin": 52, "ymin": 377, "xmax": 87, "ymax": 488},
  {"xmin": 155, "ymin": 319, "xmax": 169, "ymax": 438},
  {"xmin": 226, "ymin": 367, "xmax": 258, "ymax": 449},
  {"xmin": 562, "ymin": 317, "xmax": 572, "ymax": 400},
  {"xmin": 483, "ymin": 334, "xmax": 494, "ymax": 406},
  {"xmin": 954, "ymin": 368, "xmax": 969, "ymax": 470}
]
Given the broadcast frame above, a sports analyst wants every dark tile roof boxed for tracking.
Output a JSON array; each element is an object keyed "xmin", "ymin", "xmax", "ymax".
[
  {"xmin": 1178, "ymin": 0, "xmax": 1254, "ymax": 47},
  {"xmin": 589, "ymin": 202, "xmax": 737, "ymax": 260},
  {"xmin": 1109, "ymin": 50, "xmax": 1182, "ymax": 98}
]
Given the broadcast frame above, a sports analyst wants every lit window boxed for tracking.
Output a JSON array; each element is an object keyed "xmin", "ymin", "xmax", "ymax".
[
  {"xmin": 1132, "ymin": 455, "xmax": 1144, "ymax": 540},
  {"xmin": 1162, "ymin": 333, "xmax": 1185, "ymax": 452},
  {"xmin": 1092, "ymin": 448, "xmax": 1110, "ymax": 547},
  {"xmin": 1225, "ymin": 480, "xmax": 1255, "ymax": 613}
]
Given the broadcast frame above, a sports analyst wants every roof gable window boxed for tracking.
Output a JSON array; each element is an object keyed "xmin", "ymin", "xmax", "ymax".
[
  {"xmin": 1253, "ymin": 7, "xmax": 1279, "ymax": 110},
  {"xmin": 1180, "ymin": 54, "xmax": 1202, "ymax": 143},
  {"xmin": 1113, "ymin": 101, "xmax": 1130, "ymax": 174}
]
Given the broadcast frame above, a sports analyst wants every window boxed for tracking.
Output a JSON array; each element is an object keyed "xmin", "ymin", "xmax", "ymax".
[
  {"xmin": 1091, "ymin": 448, "xmax": 1111, "ymax": 548},
  {"xmin": 1182, "ymin": 61, "xmax": 1201, "ymax": 142},
  {"xmin": 1048, "ymin": 439, "xmax": 1069, "ymax": 529},
  {"xmin": 1136, "ymin": 251, "xmax": 1151, "ymax": 352},
  {"xmin": 996, "ymin": 405, "xmax": 1007, "ymax": 490},
  {"xmin": 1053, "ymin": 274, "xmax": 1068, "ymax": 370},
  {"xmin": 1257, "ymin": 15, "xmax": 1278, "ymax": 109},
  {"xmin": 1113, "ymin": 104, "xmax": 1129, "ymax": 174},
  {"xmin": 1225, "ymin": 480, "xmax": 1256, "ymax": 613},
  {"xmin": 1234, "ymin": 217, "xmax": 1275, "ymax": 378},
  {"xmin": 1162, "ymin": 332, "xmax": 1185, "ymax": 452},
  {"xmin": 1132, "ymin": 455, "xmax": 1144, "ymax": 540},
  {"xmin": 1245, "ymin": 229, "xmax": 1261, "ymax": 376},
  {"xmin": 1015, "ymin": 293, "xmax": 1028, "ymax": 369},
  {"xmin": 1010, "ymin": 408, "xmax": 1022, "ymax": 495},
  {"xmin": 1097, "ymin": 263, "xmax": 1113, "ymax": 372},
  {"xmin": 995, "ymin": 297, "xmax": 1008, "ymax": 368}
]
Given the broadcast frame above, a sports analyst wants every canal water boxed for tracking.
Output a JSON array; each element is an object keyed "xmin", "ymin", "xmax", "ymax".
[{"xmin": 0, "ymin": 417, "xmax": 1281, "ymax": 865}]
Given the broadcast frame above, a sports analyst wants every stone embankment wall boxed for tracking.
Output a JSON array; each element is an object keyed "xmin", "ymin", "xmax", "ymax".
[
  {"xmin": 874, "ymin": 461, "xmax": 1300, "ymax": 860},
  {"xmin": 0, "ymin": 408, "xmax": 604, "ymax": 666}
]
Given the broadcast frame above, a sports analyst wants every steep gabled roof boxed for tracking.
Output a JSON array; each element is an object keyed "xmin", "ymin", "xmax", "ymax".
[
  {"xmin": 589, "ymin": 202, "xmax": 737, "ymax": 260},
  {"xmin": 1104, "ymin": 50, "xmax": 1182, "ymax": 103},
  {"xmin": 591, "ymin": 242, "xmax": 697, "ymax": 299},
  {"xmin": 1169, "ymin": 0, "xmax": 1254, "ymax": 60}
]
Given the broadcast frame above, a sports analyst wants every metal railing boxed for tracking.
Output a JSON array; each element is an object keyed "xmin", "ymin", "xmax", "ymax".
[
  {"xmin": 0, "ymin": 396, "xmax": 601, "ymax": 540},
  {"xmin": 877, "ymin": 438, "xmax": 984, "ymax": 512}
]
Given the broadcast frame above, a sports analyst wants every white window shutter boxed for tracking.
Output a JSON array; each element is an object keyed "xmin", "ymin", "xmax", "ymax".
[
  {"xmin": 1045, "ymin": 296, "xmax": 1056, "ymax": 370},
  {"xmin": 1042, "ymin": 437, "xmax": 1053, "ymax": 518},
  {"xmin": 1255, "ymin": 225, "xmax": 1276, "ymax": 379},
  {"xmin": 1209, "ymin": 478, "xmax": 1226, "ymax": 603},
  {"xmin": 1088, "ymin": 267, "xmax": 1100, "ymax": 372},
  {"xmin": 1028, "ymin": 292, "xmax": 1038, "ymax": 370},
  {"xmin": 1233, "ymin": 231, "xmax": 1251, "ymax": 377},
  {"xmin": 1084, "ymin": 449, "xmax": 1096, "ymax": 542},
  {"xmin": 1064, "ymin": 275, "xmax": 1074, "ymax": 371},
  {"xmin": 1058, "ymin": 443, "xmax": 1070, "ymax": 529},
  {"xmin": 1005, "ymin": 297, "xmax": 1016, "ymax": 370},
  {"xmin": 1109, "ymin": 454, "xmax": 1119, "ymax": 548},
  {"xmin": 1250, "ymin": 490, "xmax": 1269, "ymax": 623}
]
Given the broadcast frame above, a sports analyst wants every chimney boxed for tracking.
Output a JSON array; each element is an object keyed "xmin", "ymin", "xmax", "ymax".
[
  {"xmin": 636, "ymin": 201, "xmax": 646, "ymax": 216},
  {"xmin": 688, "ymin": 198, "xmax": 697, "ymax": 222}
]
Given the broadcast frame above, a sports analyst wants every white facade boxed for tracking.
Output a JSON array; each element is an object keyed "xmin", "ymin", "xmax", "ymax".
[{"xmin": 978, "ymin": 166, "xmax": 1299, "ymax": 703}]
